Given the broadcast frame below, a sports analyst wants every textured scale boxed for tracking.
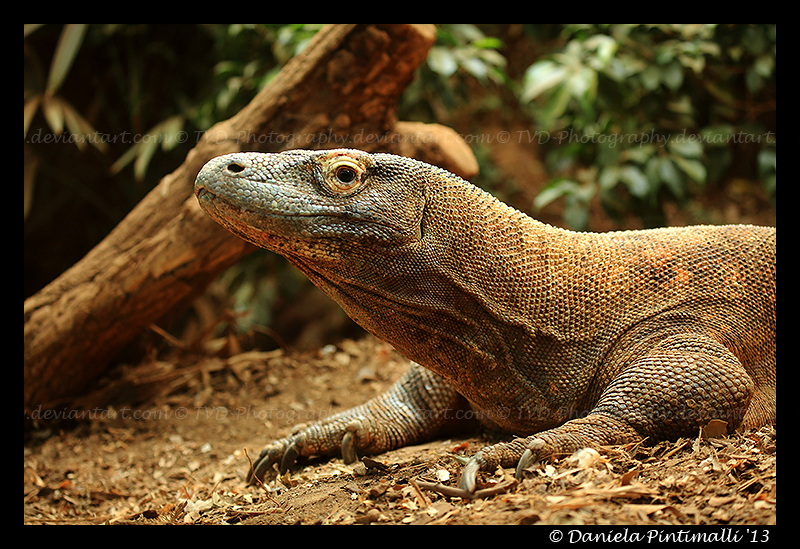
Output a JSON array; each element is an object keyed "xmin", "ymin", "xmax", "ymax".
[{"xmin": 195, "ymin": 148, "xmax": 776, "ymax": 488}]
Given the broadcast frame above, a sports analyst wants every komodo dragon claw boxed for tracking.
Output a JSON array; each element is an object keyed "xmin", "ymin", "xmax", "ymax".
[
  {"xmin": 247, "ymin": 442, "xmax": 285, "ymax": 484},
  {"xmin": 458, "ymin": 438, "xmax": 546, "ymax": 492},
  {"xmin": 514, "ymin": 448, "xmax": 535, "ymax": 481},
  {"xmin": 247, "ymin": 423, "xmax": 365, "ymax": 484},
  {"xmin": 514, "ymin": 437, "xmax": 547, "ymax": 480},
  {"xmin": 279, "ymin": 443, "xmax": 300, "ymax": 474},
  {"xmin": 341, "ymin": 431, "xmax": 358, "ymax": 464},
  {"xmin": 458, "ymin": 454, "xmax": 482, "ymax": 493}
]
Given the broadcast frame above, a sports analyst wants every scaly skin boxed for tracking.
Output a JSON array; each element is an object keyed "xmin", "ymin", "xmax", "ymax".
[{"xmin": 195, "ymin": 149, "xmax": 776, "ymax": 491}]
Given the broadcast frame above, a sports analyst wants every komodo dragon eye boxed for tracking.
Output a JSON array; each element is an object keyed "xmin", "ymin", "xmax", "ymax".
[
  {"xmin": 326, "ymin": 157, "xmax": 365, "ymax": 193},
  {"xmin": 336, "ymin": 167, "xmax": 357, "ymax": 184}
]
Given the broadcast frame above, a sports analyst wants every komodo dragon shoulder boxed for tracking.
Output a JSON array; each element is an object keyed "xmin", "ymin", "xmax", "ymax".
[{"xmin": 195, "ymin": 148, "xmax": 776, "ymax": 492}]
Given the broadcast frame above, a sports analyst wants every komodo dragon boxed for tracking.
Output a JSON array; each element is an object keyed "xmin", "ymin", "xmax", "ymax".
[{"xmin": 195, "ymin": 148, "xmax": 776, "ymax": 492}]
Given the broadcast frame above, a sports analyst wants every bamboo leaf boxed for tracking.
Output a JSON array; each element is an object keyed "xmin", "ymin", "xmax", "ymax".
[
  {"xmin": 46, "ymin": 24, "xmax": 88, "ymax": 94},
  {"xmin": 24, "ymin": 94, "xmax": 42, "ymax": 136},
  {"xmin": 61, "ymin": 100, "xmax": 107, "ymax": 153},
  {"xmin": 41, "ymin": 94, "xmax": 65, "ymax": 134}
]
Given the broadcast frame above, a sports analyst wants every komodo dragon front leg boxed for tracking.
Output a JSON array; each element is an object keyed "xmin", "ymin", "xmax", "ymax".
[{"xmin": 247, "ymin": 363, "xmax": 474, "ymax": 483}]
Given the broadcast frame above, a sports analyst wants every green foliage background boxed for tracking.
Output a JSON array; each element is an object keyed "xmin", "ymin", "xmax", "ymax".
[{"xmin": 517, "ymin": 24, "xmax": 776, "ymax": 229}]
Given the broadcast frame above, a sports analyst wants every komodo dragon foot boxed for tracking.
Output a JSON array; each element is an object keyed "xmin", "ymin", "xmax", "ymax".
[{"xmin": 246, "ymin": 362, "xmax": 473, "ymax": 484}]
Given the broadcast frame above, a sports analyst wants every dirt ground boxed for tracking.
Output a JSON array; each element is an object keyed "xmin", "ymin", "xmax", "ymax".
[{"xmin": 24, "ymin": 335, "xmax": 775, "ymax": 526}]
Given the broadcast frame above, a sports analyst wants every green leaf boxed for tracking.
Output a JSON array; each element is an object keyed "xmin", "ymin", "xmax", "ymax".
[
  {"xmin": 111, "ymin": 115, "xmax": 185, "ymax": 179},
  {"xmin": 563, "ymin": 197, "xmax": 589, "ymax": 230},
  {"xmin": 46, "ymin": 24, "xmax": 88, "ymax": 95},
  {"xmin": 521, "ymin": 60, "xmax": 569, "ymax": 102},
  {"xmin": 668, "ymin": 137, "xmax": 704, "ymax": 158},
  {"xmin": 110, "ymin": 145, "xmax": 139, "ymax": 176},
  {"xmin": 61, "ymin": 100, "xmax": 107, "ymax": 152},
  {"xmin": 656, "ymin": 157, "xmax": 684, "ymax": 198},
  {"xmin": 588, "ymin": 34, "xmax": 618, "ymax": 66},
  {"xmin": 427, "ymin": 46, "xmax": 458, "ymax": 77},
  {"xmin": 534, "ymin": 178, "xmax": 593, "ymax": 230},
  {"xmin": 672, "ymin": 156, "xmax": 707, "ymax": 184},
  {"xmin": 753, "ymin": 53, "xmax": 774, "ymax": 78},
  {"xmin": 701, "ymin": 125, "xmax": 736, "ymax": 148},
  {"xmin": 639, "ymin": 65, "xmax": 661, "ymax": 90},
  {"xmin": 448, "ymin": 24, "xmax": 484, "ymax": 43},
  {"xmin": 533, "ymin": 179, "xmax": 580, "ymax": 210},
  {"xmin": 661, "ymin": 61, "xmax": 684, "ymax": 90},
  {"xmin": 472, "ymin": 37, "xmax": 504, "ymax": 50},
  {"xmin": 619, "ymin": 165, "xmax": 650, "ymax": 197},
  {"xmin": 568, "ymin": 66, "xmax": 597, "ymax": 101},
  {"xmin": 745, "ymin": 66, "xmax": 763, "ymax": 93},
  {"xmin": 158, "ymin": 115, "xmax": 185, "ymax": 153},
  {"xmin": 598, "ymin": 166, "xmax": 620, "ymax": 191},
  {"xmin": 622, "ymin": 144, "xmax": 656, "ymax": 165},
  {"xmin": 461, "ymin": 56, "xmax": 488, "ymax": 81},
  {"xmin": 41, "ymin": 94, "xmax": 65, "ymax": 134},
  {"xmin": 541, "ymin": 83, "xmax": 573, "ymax": 123},
  {"xmin": 133, "ymin": 138, "xmax": 159, "ymax": 182},
  {"xmin": 757, "ymin": 148, "xmax": 776, "ymax": 174}
]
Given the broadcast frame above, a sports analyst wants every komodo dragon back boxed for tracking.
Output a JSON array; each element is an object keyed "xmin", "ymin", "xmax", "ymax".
[{"xmin": 195, "ymin": 148, "xmax": 775, "ymax": 491}]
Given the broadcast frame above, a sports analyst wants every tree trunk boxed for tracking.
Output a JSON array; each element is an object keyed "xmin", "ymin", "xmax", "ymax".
[{"xmin": 24, "ymin": 23, "xmax": 477, "ymax": 421}]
